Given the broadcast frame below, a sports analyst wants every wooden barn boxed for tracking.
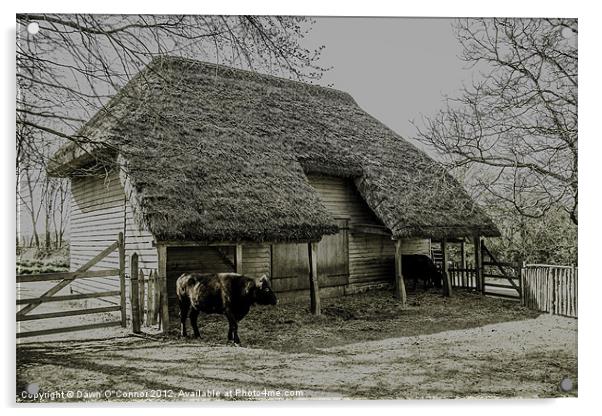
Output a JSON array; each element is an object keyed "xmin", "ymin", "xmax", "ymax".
[{"xmin": 48, "ymin": 56, "xmax": 499, "ymax": 327}]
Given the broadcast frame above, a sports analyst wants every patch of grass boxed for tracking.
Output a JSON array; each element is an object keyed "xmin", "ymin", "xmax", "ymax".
[{"xmin": 16, "ymin": 247, "xmax": 69, "ymax": 274}]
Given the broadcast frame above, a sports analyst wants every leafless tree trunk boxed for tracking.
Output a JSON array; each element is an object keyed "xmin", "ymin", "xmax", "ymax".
[{"xmin": 19, "ymin": 166, "xmax": 44, "ymax": 248}]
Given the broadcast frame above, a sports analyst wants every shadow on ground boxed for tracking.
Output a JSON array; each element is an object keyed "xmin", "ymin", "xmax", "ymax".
[{"xmin": 17, "ymin": 289, "xmax": 576, "ymax": 401}]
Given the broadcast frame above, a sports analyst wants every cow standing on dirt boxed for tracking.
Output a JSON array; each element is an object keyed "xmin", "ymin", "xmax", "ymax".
[
  {"xmin": 402, "ymin": 254, "xmax": 443, "ymax": 292},
  {"xmin": 176, "ymin": 272, "xmax": 277, "ymax": 346}
]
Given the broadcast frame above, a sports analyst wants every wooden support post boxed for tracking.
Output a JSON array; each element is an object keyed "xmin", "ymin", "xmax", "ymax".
[
  {"xmin": 394, "ymin": 240, "xmax": 407, "ymax": 306},
  {"xmin": 473, "ymin": 236, "xmax": 483, "ymax": 293},
  {"xmin": 441, "ymin": 238, "xmax": 452, "ymax": 297},
  {"xmin": 158, "ymin": 244, "xmax": 170, "ymax": 334},
  {"xmin": 520, "ymin": 260, "xmax": 526, "ymax": 306},
  {"xmin": 130, "ymin": 253, "xmax": 141, "ymax": 334},
  {"xmin": 118, "ymin": 232, "xmax": 127, "ymax": 327},
  {"xmin": 235, "ymin": 244, "xmax": 243, "ymax": 274},
  {"xmin": 308, "ymin": 242, "xmax": 321, "ymax": 315},
  {"xmin": 138, "ymin": 269, "xmax": 145, "ymax": 325},
  {"xmin": 460, "ymin": 240, "xmax": 467, "ymax": 288},
  {"xmin": 146, "ymin": 270, "xmax": 153, "ymax": 326}
]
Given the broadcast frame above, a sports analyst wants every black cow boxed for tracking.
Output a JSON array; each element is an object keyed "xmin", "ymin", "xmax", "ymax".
[
  {"xmin": 176, "ymin": 272, "xmax": 277, "ymax": 346},
  {"xmin": 402, "ymin": 254, "xmax": 443, "ymax": 291}
]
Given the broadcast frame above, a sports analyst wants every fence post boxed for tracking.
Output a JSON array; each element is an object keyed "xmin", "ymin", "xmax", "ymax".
[
  {"xmin": 520, "ymin": 261, "xmax": 526, "ymax": 306},
  {"xmin": 474, "ymin": 236, "xmax": 483, "ymax": 294},
  {"xmin": 130, "ymin": 253, "xmax": 141, "ymax": 334},
  {"xmin": 308, "ymin": 241, "xmax": 322, "ymax": 315},
  {"xmin": 546, "ymin": 268, "xmax": 556, "ymax": 315},
  {"xmin": 139, "ymin": 269, "xmax": 146, "ymax": 326},
  {"xmin": 441, "ymin": 238, "xmax": 452, "ymax": 297},
  {"xmin": 153, "ymin": 270, "xmax": 160, "ymax": 326},
  {"xmin": 460, "ymin": 241, "xmax": 466, "ymax": 288},
  {"xmin": 158, "ymin": 245, "xmax": 170, "ymax": 334},
  {"xmin": 146, "ymin": 270, "xmax": 153, "ymax": 326},
  {"xmin": 118, "ymin": 232, "xmax": 127, "ymax": 327}
]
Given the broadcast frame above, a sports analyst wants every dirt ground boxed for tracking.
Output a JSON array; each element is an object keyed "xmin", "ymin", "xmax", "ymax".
[{"xmin": 16, "ymin": 289, "xmax": 577, "ymax": 401}]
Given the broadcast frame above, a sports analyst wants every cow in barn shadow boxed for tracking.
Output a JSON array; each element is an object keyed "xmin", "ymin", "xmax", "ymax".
[
  {"xmin": 176, "ymin": 272, "xmax": 277, "ymax": 346},
  {"xmin": 402, "ymin": 254, "xmax": 443, "ymax": 292}
]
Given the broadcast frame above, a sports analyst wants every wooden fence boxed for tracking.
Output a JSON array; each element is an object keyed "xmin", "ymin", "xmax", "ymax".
[
  {"xmin": 448, "ymin": 261, "xmax": 478, "ymax": 289},
  {"xmin": 16, "ymin": 233, "xmax": 126, "ymax": 338},
  {"xmin": 128, "ymin": 253, "xmax": 164, "ymax": 333},
  {"xmin": 522, "ymin": 264, "xmax": 578, "ymax": 318}
]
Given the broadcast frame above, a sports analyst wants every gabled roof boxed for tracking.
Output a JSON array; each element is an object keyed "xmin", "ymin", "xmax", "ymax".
[{"xmin": 49, "ymin": 56, "xmax": 499, "ymax": 242}]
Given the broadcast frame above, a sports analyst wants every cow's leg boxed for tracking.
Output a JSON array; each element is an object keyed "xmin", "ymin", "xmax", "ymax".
[
  {"xmin": 189, "ymin": 308, "xmax": 201, "ymax": 338},
  {"xmin": 225, "ymin": 311, "xmax": 240, "ymax": 346},
  {"xmin": 178, "ymin": 297, "xmax": 190, "ymax": 337}
]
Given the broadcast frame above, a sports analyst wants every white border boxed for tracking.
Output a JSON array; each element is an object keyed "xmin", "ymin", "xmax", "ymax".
[{"xmin": 2, "ymin": 1, "xmax": 599, "ymax": 415}]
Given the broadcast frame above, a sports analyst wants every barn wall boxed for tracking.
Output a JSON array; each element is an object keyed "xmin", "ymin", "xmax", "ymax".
[
  {"xmin": 307, "ymin": 175, "xmax": 396, "ymax": 290},
  {"xmin": 241, "ymin": 243, "xmax": 271, "ymax": 277},
  {"xmin": 70, "ymin": 170, "xmax": 157, "ymax": 286}
]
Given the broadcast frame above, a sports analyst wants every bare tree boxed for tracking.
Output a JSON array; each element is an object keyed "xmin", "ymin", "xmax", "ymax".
[
  {"xmin": 18, "ymin": 165, "xmax": 44, "ymax": 247},
  {"xmin": 51, "ymin": 178, "xmax": 70, "ymax": 248},
  {"xmin": 16, "ymin": 14, "xmax": 327, "ymax": 157},
  {"xmin": 16, "ymin": 14, "xmax": 327, "ymax": 251},
  {"xmin": 416, "ymin": 18, "xmax": 577, "ymax": 225}
]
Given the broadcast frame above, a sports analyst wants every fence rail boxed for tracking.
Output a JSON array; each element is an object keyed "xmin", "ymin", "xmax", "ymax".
[
  {"xmin": 522, "ymin": 264, "xmax": 578, "ymax": 318},
  {"xmin": 448, "ymin": 262, "xmax": 478, "ymax": 289},
  {"xmin": 16, "ymin": 233, "xmax": 127, "ymax": 338}
]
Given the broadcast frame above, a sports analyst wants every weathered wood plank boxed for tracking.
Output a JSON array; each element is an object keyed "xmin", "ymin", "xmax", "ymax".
[
  {"xmin": 17, "ymin": 321, "xmax": 122, "ymax": 338},
  {"xmin": 16, "ymin": 269, "xmax": 119, "ymax": 283},
  {"xmin": 394, "ymin": 240, "xmax": 407, "ymax": 306},
  {"xmin": 441, "ymin": 238, "xmax": 452, "ymax": 297},
  {"xmin": 130, "ymin": 253, "xmax": 141, "ymax": 333},
  {"xmin": 17, "ymin": 306, "xmax": 122, "ymax": 322},
  {"xmin": 308, "ymin": 242, "xmax": 321, "ymax": 315},
  {"xmin": 158, "ymin": 245, "xmax": 170, "ymax": 333},
  {"xmin": 17, "ymin": 290, "xmax": 121, "ymax": 305},
  {"xmin": 235, "ymin": 244, "xmax": 243, "ymax": 274}
]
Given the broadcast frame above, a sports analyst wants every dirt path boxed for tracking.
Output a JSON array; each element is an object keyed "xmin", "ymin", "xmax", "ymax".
[{"xmin": 17, "ymin": 314, "xmax": 577, "ymax": 401}]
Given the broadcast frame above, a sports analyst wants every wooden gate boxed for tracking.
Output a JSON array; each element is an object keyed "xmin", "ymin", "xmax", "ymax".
[
  {"xmin": 481, "ymin": 243, "xmax": 521, "ymax": 300},
  {"xmin": 16, "ymin": 233, "xmax": 126, "ymax": 338}
]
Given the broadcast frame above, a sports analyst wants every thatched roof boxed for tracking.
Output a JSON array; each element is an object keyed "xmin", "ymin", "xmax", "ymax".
[{"xmin": 49, "ymin": 56, "xmax": 499, "ymax": 242}]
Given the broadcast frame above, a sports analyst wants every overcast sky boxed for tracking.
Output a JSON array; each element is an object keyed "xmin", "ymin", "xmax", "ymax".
[{"xmin": 305, "ymin": 17, "xmax": 466, "ymax": 144}]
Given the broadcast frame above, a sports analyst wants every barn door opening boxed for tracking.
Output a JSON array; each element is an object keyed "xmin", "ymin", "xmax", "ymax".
[
  {"xmin": 164, "ymin": 245, "xmax": 236, "ymax": 316},
  {"xmin": 271, "ymin": 218, "xmax": 349, "ymax": 292}
]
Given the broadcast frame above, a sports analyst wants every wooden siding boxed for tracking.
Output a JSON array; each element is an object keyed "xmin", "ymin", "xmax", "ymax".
[
  {"xmin": 70, "ymin": 170, "xmax": 157, "ymax": 290},
  {"xmin": 399, "ymin": 239, "xmax": 431, "ymax": 255},
  {"xmin": 271, "ymin": 218, "xmax": 349, "ymax": 292},
  {"xmin": 307, "ymin": 175, "xmax": 395, "ymax": 287},
  {"xmin": 241, "ymin": 244, "xmax": 271, "ymax": 277}
]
